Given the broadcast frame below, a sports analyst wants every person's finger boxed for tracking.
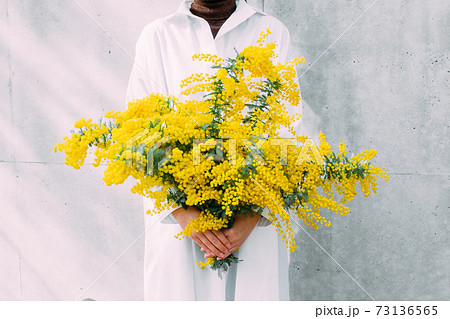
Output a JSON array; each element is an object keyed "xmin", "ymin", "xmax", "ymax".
[
  {"xmin": 196, "ymin": 232, "xmax": 223, "ymax": 257},
  {"xmin": 212, "ymin": 229, "xmax": 231, "ymax": 249},
  {"xmin": 190, "ymin": 234, "xmax": 211, "ymax": 254},
  {"xmin": 222, "ymin": 228, "xmax": 236, "ymax": 241},
  {"xmin": 203, "ymin": 252, "xmax": 226, "ymax": 260},
  {"xmin": 203, "ymin": 230, "xmax": 229, "ymax": 256},
  {"xmin": 206, "ymin": 250, "xmax": 234, "ymax": 259},
  {"xmin": 228, "ymin": 246, "xmax": 239, "ymax": 254},
  {"xmin": 224, "ymin": 241, "xmax": 240, "ymax": 253}
]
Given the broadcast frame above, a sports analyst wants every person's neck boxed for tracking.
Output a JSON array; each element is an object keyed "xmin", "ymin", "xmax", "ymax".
[
  {"xmin": 191, "ymin": 0, "xmax": 237, "ymax": 19},
  {"xmin": 190, "ymin": 0, "xmax": 237, "ymax": 38}
]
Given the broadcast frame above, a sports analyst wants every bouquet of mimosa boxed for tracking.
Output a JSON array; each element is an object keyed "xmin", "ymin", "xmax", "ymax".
[{"xmin": 55, "ymin": 30, "xmax": 389, "ymax": 273}]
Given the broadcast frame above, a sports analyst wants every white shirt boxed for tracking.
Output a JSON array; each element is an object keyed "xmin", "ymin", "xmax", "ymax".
[{"xmin": 127, "ymin": 0, "xmax": 297, "ymax": 300}]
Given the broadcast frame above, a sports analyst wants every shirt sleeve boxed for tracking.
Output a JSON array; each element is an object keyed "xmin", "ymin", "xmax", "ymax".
[
  {"xmin": 270, "ymin": 20, "xmax": 303, "ymax": 141},
  {"xmin": 127, "ymin": 25, "xmax": 181, "ymax": 224}
]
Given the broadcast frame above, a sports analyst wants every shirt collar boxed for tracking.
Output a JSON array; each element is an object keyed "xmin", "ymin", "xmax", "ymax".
[{"xmin": 175, "ymin": 0, "xmax": 265, "ymax": 38}]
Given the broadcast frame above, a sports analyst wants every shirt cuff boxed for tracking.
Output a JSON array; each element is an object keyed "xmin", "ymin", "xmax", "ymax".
[
  {"xmin": 160, "ymin": 204, "xmax": 182, "ymax": 224},
  {"xmin": 160, "ymin": 205, "xmax": 273, "ymax": 226}
]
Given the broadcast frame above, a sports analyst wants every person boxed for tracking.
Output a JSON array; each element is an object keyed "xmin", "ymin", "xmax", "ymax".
[{"xmin": 126, "ymin": 0, "xmax": 300, "ymax": 301}]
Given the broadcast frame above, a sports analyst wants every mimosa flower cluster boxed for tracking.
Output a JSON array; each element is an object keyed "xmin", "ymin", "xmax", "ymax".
[{"xmin": 55, "ymin": 30, "xmax": 389, "ymax": 273}]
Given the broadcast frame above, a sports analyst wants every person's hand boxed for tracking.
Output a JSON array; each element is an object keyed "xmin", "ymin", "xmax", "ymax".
[
  {"xmin": 172, "ymin": 206, "xmax": 231, "ymax": 260},
  {"xmin": 204, "ymin": 213, "xmax": 261, "ymax": 259}
]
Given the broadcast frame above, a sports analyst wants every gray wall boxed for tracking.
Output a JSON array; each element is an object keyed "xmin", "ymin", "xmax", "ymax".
[{"xmin": 1, "ymin": 0, "xmax": 448, "ymax": 300}]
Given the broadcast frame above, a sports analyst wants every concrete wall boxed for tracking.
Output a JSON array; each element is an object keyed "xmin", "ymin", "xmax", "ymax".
[{"xmin": 1, "ymin": 0, "xmax": 448, "ymax": 300}]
